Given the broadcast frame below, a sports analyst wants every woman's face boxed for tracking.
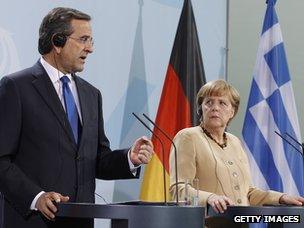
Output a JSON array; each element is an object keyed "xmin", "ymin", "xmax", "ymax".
[{"xmin": 201, "ymin": 94, "xmax": 235, "ymax": 130}]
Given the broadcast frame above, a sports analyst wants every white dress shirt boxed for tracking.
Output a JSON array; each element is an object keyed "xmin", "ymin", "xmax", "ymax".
[{"xmin": 40, "ymin": 57, "xmax": 83, "ymax": 123}]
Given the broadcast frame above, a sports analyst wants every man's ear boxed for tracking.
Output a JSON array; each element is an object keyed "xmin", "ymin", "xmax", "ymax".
[{"xmin": 52, "ymin": 33, "xmax": 66, "ymax": 54}]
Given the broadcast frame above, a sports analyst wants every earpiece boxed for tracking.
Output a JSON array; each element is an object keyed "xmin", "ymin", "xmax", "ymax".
[{"xmin": 52, "ymin": 33, "xmax": 67, "ymax": 47}]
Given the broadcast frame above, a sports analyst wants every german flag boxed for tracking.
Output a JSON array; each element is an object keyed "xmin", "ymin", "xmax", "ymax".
[{"xmin": 140, "ymin": 0, "xmax": 206, "ymax": 202}]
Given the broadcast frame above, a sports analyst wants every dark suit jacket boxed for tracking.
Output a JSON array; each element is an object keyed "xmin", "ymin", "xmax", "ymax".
[{"xmin": 0, "ymin": 61, "xmax": 138, "ymax": 228}]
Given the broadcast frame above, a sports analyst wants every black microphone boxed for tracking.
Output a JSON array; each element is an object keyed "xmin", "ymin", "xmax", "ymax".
[
  {"xmin": 274, "ymin": 131, "xmax": 303, "ymax": 155},
  {"xmin": 95, "ymin": 192, "xmax": 108, "ymax": 204},
  {"xmin": 132, "ymin": 112, "xmax": 168, "ymax": 204},
  {"xmin": 284, "ymin": 132, "xmax": 304, "ymax": 155},
  {"xmin": 142, "ymin": 113, "xmax": 179, "ymax": 204}
]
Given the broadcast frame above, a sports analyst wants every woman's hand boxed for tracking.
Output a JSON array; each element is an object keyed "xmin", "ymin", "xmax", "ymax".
[
  {"xmin": 207, "ymin": 194, "xmax": 235, "ymax": 213},
  {"xmin": 279, "ymin": 194, "xmax": 304, "ymax": 206}
]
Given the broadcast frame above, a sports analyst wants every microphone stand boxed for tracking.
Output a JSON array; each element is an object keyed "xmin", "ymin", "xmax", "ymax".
[
  {"xmin": 284, "ymin": 132, "xmax": 304, "ymax": 168},
  {"xmin": 132, "ymin": 113, "xmax": 168, "ymax": 205},
  {"xmin": 142, "ymin": 113, "xmax": 179, "ymax": 205},
  {"xmin": 284, "ymin": 132, "xmax": 304, "ymax": 155},
  {"xmin": 274, "ymin": 131, "xmax": 303, "ymax": 155},
  {"xmin": 275, "ymin": 130, "xmax": 304, "ymax": 172}
]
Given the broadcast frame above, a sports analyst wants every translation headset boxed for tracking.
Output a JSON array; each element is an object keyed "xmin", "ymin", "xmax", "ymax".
[{"xmin": 52, "ymin": 33, "xmax": 67, "ymax": 47}]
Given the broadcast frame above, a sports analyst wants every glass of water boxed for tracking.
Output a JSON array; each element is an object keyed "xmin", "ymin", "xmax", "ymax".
[{"xmin": 184, "ymin": 178, "xmax": 199, "ymax": 206}]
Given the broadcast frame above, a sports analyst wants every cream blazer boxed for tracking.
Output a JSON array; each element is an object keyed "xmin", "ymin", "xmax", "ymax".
[{"xmin": 169, "ymin": 126, "xmax": 283, "ymax": 206}]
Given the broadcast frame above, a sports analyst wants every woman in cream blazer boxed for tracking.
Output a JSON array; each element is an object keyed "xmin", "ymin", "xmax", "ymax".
[{"xmin": 169, "ymin": 79, "xmax": 304, "ymax": 214}]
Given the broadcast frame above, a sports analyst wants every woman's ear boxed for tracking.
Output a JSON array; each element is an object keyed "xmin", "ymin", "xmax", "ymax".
[
  {"xmin": 230, "ymin": 107, "xmax": 235, "ymax": 119},
  {"xmin": 197, "ymin": 106, "xmax": 202, "ymax": 116}
]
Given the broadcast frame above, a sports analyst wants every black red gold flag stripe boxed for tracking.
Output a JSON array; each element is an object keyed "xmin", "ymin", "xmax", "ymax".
[{"xmin": 140, "ymin": 0, "xmax": 206, "ymax": 202}]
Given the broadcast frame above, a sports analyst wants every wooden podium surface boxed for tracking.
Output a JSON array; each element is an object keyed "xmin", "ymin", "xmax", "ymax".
[{"xmin": 56, "ymin": 201, "xmax": 205, "ymax": 228}]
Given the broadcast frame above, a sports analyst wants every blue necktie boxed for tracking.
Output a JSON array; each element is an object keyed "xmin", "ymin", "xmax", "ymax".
[{"xmin": 60, "ymin": 76, "xmax": 79, "ymax": 144}]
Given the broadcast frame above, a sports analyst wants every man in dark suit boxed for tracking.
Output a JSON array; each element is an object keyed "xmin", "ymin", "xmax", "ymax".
[{"xmin": 0, "ymin": 7, "xmax": 154, "ymax": 228}]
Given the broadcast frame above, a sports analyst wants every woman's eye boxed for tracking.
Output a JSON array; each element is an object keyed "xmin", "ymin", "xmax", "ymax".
[{"xmin": 206, "ymin": 100, "xmax": 212, "ymax": 105}]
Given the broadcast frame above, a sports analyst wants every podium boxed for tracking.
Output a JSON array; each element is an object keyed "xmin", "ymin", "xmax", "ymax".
[
  {"xmin": 207, "ymin": 205, "xmax": 304, "ymax": 228},
  {"xmin": 56, "ymin": 201, "xmax": 205, "ymax": 228},
  {"xmin": 0, "ymin": 193, "xmax": 3, "ymax": 228}
]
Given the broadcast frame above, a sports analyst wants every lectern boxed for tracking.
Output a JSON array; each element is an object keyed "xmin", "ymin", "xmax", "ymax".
[
  {"xmin": 207, "ymin": 205, "xmax": 304, "ymax": 228},
  {"xmin": 0, "ymin": 193, "xmax": 3, "ymax": 228},
  {"xmin": 56, "ymin": 201, "xmax": 205, "ymax": 228}
]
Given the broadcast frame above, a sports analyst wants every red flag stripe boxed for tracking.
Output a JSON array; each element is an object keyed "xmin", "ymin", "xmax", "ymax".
[
  {"xmin": 140, "ymin": 0, "xmax": 205, "ymax": 202},
  {"xmin": 152, "ymin": 64, "xmax": 191, "ymax": 173}
]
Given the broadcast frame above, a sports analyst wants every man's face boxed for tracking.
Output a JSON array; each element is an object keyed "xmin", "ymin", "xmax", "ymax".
[{"xmin": 56, "ymin": 19, "xmax": 93, "ymax": 74}]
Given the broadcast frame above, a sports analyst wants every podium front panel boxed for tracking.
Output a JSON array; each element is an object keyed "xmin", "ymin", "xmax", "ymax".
[
  {"xmin": 0, "ymin": 193, "xmax": 3, "ymax": 228},
  {"xmin": 56, "ymin": 202, "xmax": 205, "ymax": 228}
]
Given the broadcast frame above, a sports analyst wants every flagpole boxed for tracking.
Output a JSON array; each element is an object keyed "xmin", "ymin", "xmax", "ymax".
[{"xmin": 225, "ymin": 0, "xmax": 230, "ymax": 81}]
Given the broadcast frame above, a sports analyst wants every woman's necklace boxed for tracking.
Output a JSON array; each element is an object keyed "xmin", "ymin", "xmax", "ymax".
[{"xmin": 201, "ymin": 126, "xmax": 227, "ymax": 149}]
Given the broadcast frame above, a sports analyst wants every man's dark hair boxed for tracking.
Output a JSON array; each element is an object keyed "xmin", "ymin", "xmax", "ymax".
[{"xmin": 38, "ymin": 7, "xmax": 91, "ymax": 55}]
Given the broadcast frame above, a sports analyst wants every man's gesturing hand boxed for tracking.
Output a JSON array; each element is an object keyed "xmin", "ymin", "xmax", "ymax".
[{"xmin": 130, "ymin": 136, "xmax": 154, "ymax": 165}]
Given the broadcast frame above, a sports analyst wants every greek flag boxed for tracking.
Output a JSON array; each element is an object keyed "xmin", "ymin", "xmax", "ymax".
[{"xmin": 242, "ymin": 0, "xmax": 304, "ymax": 196}]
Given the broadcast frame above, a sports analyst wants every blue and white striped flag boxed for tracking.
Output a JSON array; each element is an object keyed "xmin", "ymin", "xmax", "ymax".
[{"xmin": 242, "ymin": 0, "xmax": 304, "ymax": 196}]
